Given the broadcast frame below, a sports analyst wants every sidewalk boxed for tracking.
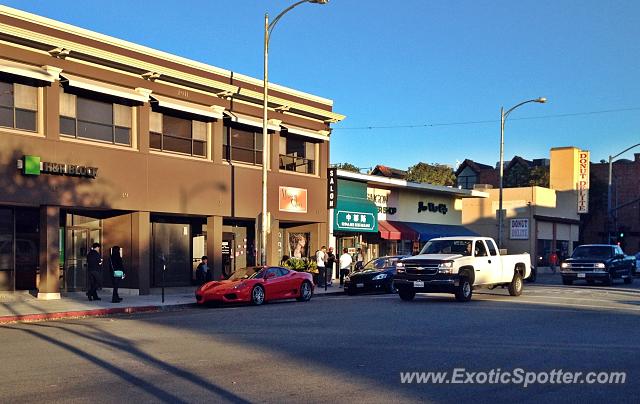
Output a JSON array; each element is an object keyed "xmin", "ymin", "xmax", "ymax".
[{"xmin": 0, "ymin": 283, "xmax": 343, "ymax": 324}]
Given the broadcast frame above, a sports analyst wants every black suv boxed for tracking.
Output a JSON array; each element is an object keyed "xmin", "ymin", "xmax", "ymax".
[{"xmin": 560, "ymin": 244, "xmax": 634, "ymax": 286}]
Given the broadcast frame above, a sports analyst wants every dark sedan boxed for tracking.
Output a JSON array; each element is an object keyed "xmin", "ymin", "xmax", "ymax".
[
  {"xmin": 560, "ymin": 244, "xmax": 634, "ymax": 285},
  {"xmin": 344, "ymin": 256, "xmax": 406, "ymax": 295}
]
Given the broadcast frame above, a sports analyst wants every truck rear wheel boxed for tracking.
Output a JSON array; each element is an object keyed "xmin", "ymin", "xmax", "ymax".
[
  {"xmin": 454, "ymin": 278, "xmax": 472, "ymax": 302},
  {"xmin": 398, "ymin": 289, "xmax": 416, "ymax": 301},
  {"xmin": 508, "ymin": 272, "xmax": 523, "ymax": 296}
]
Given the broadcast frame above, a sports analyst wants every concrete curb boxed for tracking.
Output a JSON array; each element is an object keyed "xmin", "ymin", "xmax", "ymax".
[
  {"xmin": 0, "ymin": 290, "xmax": 345, "ymax": 325},
  {"xmin": 0, "ymin": 303, "xmax": 194, "ymax": 325}
]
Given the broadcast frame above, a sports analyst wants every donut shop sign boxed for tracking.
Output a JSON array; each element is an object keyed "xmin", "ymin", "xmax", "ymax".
[{"xmin": 577, "ymin": 150, "xmax": 589, "ymax": 214}]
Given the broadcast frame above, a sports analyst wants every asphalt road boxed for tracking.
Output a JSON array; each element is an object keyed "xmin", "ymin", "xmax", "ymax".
[{"xmin": 1, "ymin": 275, "xmax": 639, "ymax": 404}]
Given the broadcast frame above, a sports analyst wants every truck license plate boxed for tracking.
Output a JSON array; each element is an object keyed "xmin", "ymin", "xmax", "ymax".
[
  {"xmin": 413, "ymin": 281, "xmax": 424, "ymax": 288},
  {"xmin": 356, "ymin": 283, "xmax": 364, "ymax": 288},
  {"xmin": 577, "ymin": 273, "xmax": 586, "ymax": 278}
]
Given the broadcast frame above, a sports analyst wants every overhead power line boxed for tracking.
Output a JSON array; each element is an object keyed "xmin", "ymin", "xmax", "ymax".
[{"xmin": 332, "ymin": 106, "xmax": 640, "ymax": 131}]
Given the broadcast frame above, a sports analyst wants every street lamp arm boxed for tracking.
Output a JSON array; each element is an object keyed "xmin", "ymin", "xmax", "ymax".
[
  {"xmin": 503, "ymin": 99, "xmax": 544, "ymax": 120},
  {"xmin": 611, "ymin": 143, "xmax": 640, "ymax": 160},
  {"xmin": 267, "ymin": 0, "xmax": 309, "ymax": 44}
]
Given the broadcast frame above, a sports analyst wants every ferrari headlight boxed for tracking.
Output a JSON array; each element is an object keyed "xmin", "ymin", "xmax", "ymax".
[
  {"xmin": 233, "ymin": 282, "xmax": 249, "ymax": 290},
  {"xmin": 372, "ymin": 273, "xmax": 387, "ymax": 280},
  {"xmin": 438, "ymin": 261, "xmax": 455, "ymax": 274}
]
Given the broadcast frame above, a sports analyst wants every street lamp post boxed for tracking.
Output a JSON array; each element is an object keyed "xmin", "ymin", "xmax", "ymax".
[
  {"xmin": 261, "ymin": 0, "xmax": 328, "ymax": 266},
  {"xmin": 498, "ymin": 97, "xmax": 547, "ymax": 249},
  {"xmin": 607, "ymin": 143, "xmax": 640, "ymax": 244}
]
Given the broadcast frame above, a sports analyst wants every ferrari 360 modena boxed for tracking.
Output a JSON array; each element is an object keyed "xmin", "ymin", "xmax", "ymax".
[{"xmin": 195, "ymin": 266, "xmax": 314, "ymax": 306}]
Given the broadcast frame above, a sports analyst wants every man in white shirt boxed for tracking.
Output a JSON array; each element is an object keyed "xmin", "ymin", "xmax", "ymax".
[
  {"xmin": 316, "ymin": 246, "xmax": 327, "ymax": 287},
  {"xmin": 339, "ymin": 248, "xmax": 353, "ymax": 287}
]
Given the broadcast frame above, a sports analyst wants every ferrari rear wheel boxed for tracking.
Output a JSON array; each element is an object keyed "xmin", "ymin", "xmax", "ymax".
[
  {"xmin": 296, "ymin": 281, "xmax": 313, "ymax": 302},
  {"xmin": 251, "ymin": 285, "xmax": 265, "ymax": 305}
]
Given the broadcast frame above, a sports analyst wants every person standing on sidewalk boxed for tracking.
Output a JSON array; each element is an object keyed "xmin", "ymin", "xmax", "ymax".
[
  {"xmin": 326, "ymin": 247, "xmax": 336, "ymax": 287},
  {"xmin": 316, "ymin": 246, "xmax": 327, "ymax": 287},
  {"xmin": 86, "ymin": 242, "xmax": 102, "ymax": 301},
  {"xmin": 339, "ymin": 248, "xmax": 353, "ymax": 287},
  {"xmin": 109, "ymin": 246, "xmax": 125, "ymax": 303},
  {"xmin": 355, "ymin": 248, "xmax": 364, "ymax": 270},
  {"xmin": 549, "ymin": 251, "xmax": 558, "ymax": 274}
]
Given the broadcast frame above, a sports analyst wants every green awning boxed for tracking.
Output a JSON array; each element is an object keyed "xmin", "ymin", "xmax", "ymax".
[{"xmin": 333, "ymin": 196, "xmax": 378, "ymax": 233}]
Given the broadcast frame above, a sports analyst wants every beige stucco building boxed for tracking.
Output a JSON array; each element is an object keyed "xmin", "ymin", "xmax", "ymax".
[{"xmin": 462, "ymin": 147, "xmax": 587, "ymax": 266}]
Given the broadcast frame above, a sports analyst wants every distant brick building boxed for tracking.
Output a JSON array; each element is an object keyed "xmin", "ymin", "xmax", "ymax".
[
  {"xmin": 581, "ymin": 153, "xmax": 640, "ymax": 252},
  {"xmin": 455, "ymin": 156, "xmax": 549, "ymax": 189}
]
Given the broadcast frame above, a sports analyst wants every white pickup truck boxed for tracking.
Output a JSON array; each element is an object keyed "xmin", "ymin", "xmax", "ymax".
[{"xmin": 393, "ymin": 236, "xmax": 532, "ymax": 302}]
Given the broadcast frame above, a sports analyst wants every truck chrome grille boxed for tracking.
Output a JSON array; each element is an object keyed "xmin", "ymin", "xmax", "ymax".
[{"xmin": 403, "ymin": 262, "xmax": 439, "ymax": 275}]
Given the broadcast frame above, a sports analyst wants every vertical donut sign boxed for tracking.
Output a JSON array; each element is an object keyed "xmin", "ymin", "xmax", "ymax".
[{"xmin": 577, "ymin": 150, "xmax": 590, "ymax": 214}]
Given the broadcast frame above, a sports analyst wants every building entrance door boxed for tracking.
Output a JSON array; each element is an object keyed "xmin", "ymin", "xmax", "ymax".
[
  {"xmin": 64, "ymin": 228, "xmax": 89, "ymax": 291},
  {"xmin": 222, "ymin": 232, "xmax": 235, "ymax": 278}
]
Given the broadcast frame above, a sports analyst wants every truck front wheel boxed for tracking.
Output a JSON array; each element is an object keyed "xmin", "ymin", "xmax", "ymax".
[
  {"xmin": 508, "ymin": 272, "xmax": 523, "ymax": 296},
  {"xmin": 455, "ymin": 278, "xmax": 472, "ymax": 302},
  {"xmin": 398, "ymin": 289, "xmax": 416, "ymax": 301}
]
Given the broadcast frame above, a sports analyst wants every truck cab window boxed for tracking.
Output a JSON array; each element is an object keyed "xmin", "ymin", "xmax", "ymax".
[
  {"xmin": 474, "ymin": 241, "xmax": 488, "ymax": 257},
  {"xmin": 487, "ymin": 240, "xmax": 498, "ymax": 256}
]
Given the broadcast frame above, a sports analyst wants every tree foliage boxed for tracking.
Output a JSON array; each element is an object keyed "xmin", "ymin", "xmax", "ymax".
[
  {"xmin": 405, "ymin": 162, "xmax": 455, "ymax": 185},
  {"xmin": 528, "ymin": 166, "xmax": 550, "ymax": 187},
  {"xmin": 334, "ymin": 163, "xmax": 360, "ymax": 173},
  {"xmin": 504, "ymin": 165, "xmax": 550, "ymax": 188}
]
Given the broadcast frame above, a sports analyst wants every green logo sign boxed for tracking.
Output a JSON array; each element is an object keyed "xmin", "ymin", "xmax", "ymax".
[
  {"xmin": 18, "ymin": 155, "xmax": 98, "ymax": 179},
  {"xmin": 24, "ymin": 155, "xmax": 41, "ymax": 175},
  {"xmin": 335, "ymin": 210, "xmax": 376, "ymax": 231}
]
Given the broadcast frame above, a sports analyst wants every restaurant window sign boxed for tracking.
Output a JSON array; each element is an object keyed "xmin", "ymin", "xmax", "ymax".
[
  {"xmin": 279, "ymin": 186, "xmax": 308, "ymax": 213},
  {"xmin": 510, "ymin": 218, "xmax": 529, "ymax": 240}
]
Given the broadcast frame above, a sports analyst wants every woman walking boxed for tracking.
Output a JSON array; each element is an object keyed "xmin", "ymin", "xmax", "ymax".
[{"xmin": 109, "ymin": 246, "xmax": 125, "ymax": 303}]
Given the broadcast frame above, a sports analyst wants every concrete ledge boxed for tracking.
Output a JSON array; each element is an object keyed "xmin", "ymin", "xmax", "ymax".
[{"xmin": 36, "ymin": 292, "xmax": 61, "ymax": 300}]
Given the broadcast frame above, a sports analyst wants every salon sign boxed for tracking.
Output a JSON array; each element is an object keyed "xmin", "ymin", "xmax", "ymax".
[{"xmin": 279, "ymin": 186, "xmax": 308, "ymax": 213}]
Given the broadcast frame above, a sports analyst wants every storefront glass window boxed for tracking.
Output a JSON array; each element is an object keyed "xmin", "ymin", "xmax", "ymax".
[
  {"xmin": 0, "ymin": 209, "xmax": 14, "ymax": 291},
  {"xmin": 0, "ymin": 78, "xmax": 38, "ymax": 132}
]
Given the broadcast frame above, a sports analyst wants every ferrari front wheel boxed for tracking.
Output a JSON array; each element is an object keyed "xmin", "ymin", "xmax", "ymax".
[
  {"xmin": 251, "ymin": 285, "xmax": 265, "ymax": 305},
  {"xmin": 296, "ymin": 281, "xmax": 313, "ymax": 302}
]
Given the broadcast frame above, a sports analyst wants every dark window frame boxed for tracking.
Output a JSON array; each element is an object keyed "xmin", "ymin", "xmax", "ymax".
[
  {"xmin": 0, "ymin": 77, "xmax": 39, "ymax": 133},
  {"xmin": 279, "ymin": 134, "xmax": 316, "ymax": 175},
  {"xmin": 59, "ymin": 88, "xmax": 132, "ymax": 146},
  {"xmin": 223, "ymin": 122, "xmax": 264, "ymax": 166}
]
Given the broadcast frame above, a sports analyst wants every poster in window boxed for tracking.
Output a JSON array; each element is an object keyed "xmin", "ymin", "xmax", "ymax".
[{"xmin": 289, "ymin": 232, "xmax": 310, "ymax": 259}]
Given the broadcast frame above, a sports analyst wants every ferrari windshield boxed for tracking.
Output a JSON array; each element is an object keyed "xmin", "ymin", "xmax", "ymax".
[
  {"xmin": 572, "ymin": 246, "xmax": 613, "ymax": 259},
  {"xmin": 420, "ymin": 239, "xmax": 472, "ymax": 255},
  {"xmin": 229, "ymin": 267, "xmax": 265, "ymax": 280}
]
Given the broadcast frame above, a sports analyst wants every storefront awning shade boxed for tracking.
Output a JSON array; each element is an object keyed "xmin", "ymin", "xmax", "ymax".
[
  {"xmin": 60, "ymin": 73, "xmax": 149, "ymax": 103},
  {"xmin": 223, "ymin": 111, "xmax": 280, "ymax": 130},
  {"xmin": 403, "ymin": 222, "xmax": 479, "ymax": 241},
  {"xmin": 281, "ymin": 124, "xmax": 329, "ymax": 141},
  {"xmin": 150, "ymin": 94, "xmax": 223, "ymax": 119},
  {"xmin": 0, "ymin": 59, "xmax": 57, "ymax": 82},
  {"xmin": 378, "ymin": 220, "xmax": 418, "ymax": 240},
  {"xmin": 334, "ymin": 196, "xmax": 378, "ymax": 233}
]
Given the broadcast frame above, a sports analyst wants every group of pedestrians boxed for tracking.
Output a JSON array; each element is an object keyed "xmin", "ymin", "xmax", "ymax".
[
  {"xmin": 315, "ymin": 246, "xmax": 365, "ymax": 288},
  {"xmin": 86, "ymin": 242, "xmax": 125, "ymax": 303}
]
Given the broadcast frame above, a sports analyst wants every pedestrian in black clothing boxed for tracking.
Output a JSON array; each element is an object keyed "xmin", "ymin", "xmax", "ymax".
[
  {"xmin": 109, "ymin": 246, "xmax": 125, "ymax": 303},
  {"xmin": 196, "ymin": 256, "xmax": 208, "ymax": 285},
  {"xmin": 86, "ymin": 242, "xmax": 102, "ymax": 301},
  {"xmin": 326, "ymin": 247, "xmax": 336, "ymax": 286}
]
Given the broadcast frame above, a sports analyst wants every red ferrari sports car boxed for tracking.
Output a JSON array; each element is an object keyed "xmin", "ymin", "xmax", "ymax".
[{"xmin": 195, "ymin": 266, "xmax": 314, "ymax": 306}]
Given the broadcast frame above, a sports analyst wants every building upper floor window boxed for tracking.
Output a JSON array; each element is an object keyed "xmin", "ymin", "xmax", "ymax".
[
  {"xmin": 149, "ymin": 111, "xmax": 207, "ymax": 158},
  {"xmin": 223, "ymin": 124, "xmax": 263, "ymax": 165},
  {"xmin": 457, "ymin": 175, "xmax": 477, "ymax": 189},
  {"xmin": 60, "ymin": 90, "xmax": 132, "ymax": 145},
  {"xmin": 279, "ymin": 135, "xmax": 316, "ymax": 174},
  {"xmin": 0, "ymin": 78, "xmax": 38, "ymax": 132}
]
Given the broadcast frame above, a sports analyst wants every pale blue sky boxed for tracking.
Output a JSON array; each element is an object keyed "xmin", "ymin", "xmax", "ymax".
[{"xmin": 4, "ymin": 0, "xmax": 640, "ymax": 170}]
